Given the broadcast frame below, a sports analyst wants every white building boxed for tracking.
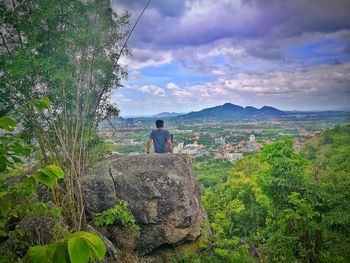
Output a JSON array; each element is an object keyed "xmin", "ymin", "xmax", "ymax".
[
  {"xmin": 182, "ymin": 144, "xmax": 198, "ymax": 155},
  {"xmin": 215, "ymin": 137, "xmax": 225, "ymax": 145},
  {"xmin": 249, "ymin": 134, "xmax": 256, "ymax": 142}
]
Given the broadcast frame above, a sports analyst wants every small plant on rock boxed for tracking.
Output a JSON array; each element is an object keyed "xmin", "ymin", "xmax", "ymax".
[{"xmin": 92, "ymin": 201, "xmax": 140, "ymax": 232}]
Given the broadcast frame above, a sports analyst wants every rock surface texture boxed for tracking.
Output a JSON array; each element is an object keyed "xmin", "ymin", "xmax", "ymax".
[{"xmin": 81, "ymin": 154, "xmax": 207, "ymax": 255}]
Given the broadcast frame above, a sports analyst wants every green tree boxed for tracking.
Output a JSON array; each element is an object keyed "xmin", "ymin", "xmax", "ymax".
[
  {"xmin": 260, "ymin": 138, "xmax": 307, "ymax": 208},
  {"xmin": 260, "ymin": 138, "xmax": 320, "ymax": 262},
  {"xmin": 302, "ymin": 125, "xmax": 350, "ymax": 262},
  {"xmin": 198, "ymin": 158, "xmax": 268, "ymax": 262},
  {"xmin": 0, "ymin": 0, "xmax": 130, "ymax": 230},
  {"xmin": 192, "ymin": 129, "xmax": 349, "ymax": 262}
]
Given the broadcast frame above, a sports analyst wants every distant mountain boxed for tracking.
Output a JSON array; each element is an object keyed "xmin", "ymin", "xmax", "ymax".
[
  {"xmin": 153, "ymin": 112, "xmax": 184, "ymax": 118},
  {"xmin": 336, "ymin": 106, "xmax": 350, "ymax": 112},
  {"xmin": 176, "ymin": 103, "xmax": 286, "ymax": 120},
  {"xmin": 260, "ymin": 106, "xmax": 285, "ymax": 116}
]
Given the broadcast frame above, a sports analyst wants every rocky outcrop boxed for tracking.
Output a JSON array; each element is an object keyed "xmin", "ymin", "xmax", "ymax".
[{"xmin": 81, "ymin": 154, "xmax": 207, "ymax": 256}]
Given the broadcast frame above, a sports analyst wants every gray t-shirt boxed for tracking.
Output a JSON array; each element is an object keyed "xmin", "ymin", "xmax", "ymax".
[{"xmin": 149, "ymin": 128, "xmax": 171, "ymax": 153}]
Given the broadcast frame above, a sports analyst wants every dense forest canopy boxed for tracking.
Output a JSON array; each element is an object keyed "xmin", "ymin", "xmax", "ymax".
[{"xmin": 186, "ymin": 125, "xmax": 350, "ymax": 263}]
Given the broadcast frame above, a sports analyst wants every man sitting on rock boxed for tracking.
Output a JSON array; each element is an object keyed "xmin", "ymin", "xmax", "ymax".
[{"xmin": 146, "ymin": 119, "xmax": 173, "ymax": 154}]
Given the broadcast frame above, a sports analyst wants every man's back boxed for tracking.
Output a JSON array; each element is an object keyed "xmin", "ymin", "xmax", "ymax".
[
  {"xmin": 149, "ymin": 128, "xmax": 170, "ymax": 153},
  {"xmin": 146, "ymin": 119, "xmax": 173, "ymax": 154}
]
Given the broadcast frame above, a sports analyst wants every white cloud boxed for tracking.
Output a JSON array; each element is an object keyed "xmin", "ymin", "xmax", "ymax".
[
  {"xmin": 222, "ymin": 62, "xmax": 350, "ymax": 96},
  {"xmin": 131, "ymin": 84, "xmax": 166, "ymax": 96},
  {"xmin": 118, "ymin": 62, "xmax": 350, "ymax": 113},
  {"xmin": 165, "ymin": 82, "xmax": 192, "ymax": 99},
  {"xmin": 166, "ymin": 82, "xmax": 181, "ymax": 91},
  {"xmin": 119, "ymin": 48, "xmax": 172, "ymax": 70},
  {"xmin": 212, "ymin": 69, "xmax": 226, "ymax": 76},
  {"xmin": 111, "ymin": 0, "xmax": 350, "ymax": 114}
]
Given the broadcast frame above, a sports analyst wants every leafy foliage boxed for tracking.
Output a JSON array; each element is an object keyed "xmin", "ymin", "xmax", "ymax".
[
  {"xmin": 32, "ymin": 165, "xmax": 64, "ymax": 187},
  {"xmin": 0, "ymin": 0, "xmax": 130, "ymax": 230},
  {"xmin": 193, "ymin": 158, "xmax": 232, "ymax": 188},
  {"xmin": 0, "ymin": 115, "xmax": 65, "ymax": 260},
  {"xmin": 301, "ymin": 125, "xmax": 350, "ymax": 262},
  {"xmin": 0, "ymin": 117, "xmax": 30, "ymax": 173},
  {"xmin": 260, "ymin": 137, "xmax": 307, "ymax": 208},
  {"xmin": 198, "ymin": 157, "xmax": 268, "ymax": 262},
  {"xmin": 26, "ymin": 231, "xmax": 106, "ymax": 263},
  {"xmin": 0, "ymin": 115, "xmax": 109, "ymax": 262},
  {"xmin": 188, "ymin": 126, "xmax": 350, "ymax": 262},
  {"xmin": 92, "ymin": 201, "xmax": 140, "ymax": 232}
]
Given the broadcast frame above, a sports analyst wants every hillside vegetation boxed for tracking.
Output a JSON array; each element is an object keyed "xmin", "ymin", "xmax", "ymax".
[
  {"xmin": 185, "ymin": 125, "xmax": 350, "ymax": 263},
  {"xmin": 0, "ymin": 0, "xmax": 133, "ymax": 261}
]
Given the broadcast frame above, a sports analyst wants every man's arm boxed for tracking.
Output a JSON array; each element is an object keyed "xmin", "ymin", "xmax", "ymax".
[
  {"xmin": 167, "ymin": 139, "xmax": 173, "ymax": 153},
  {"xmin": 146, "ymin": 137, "xmax": 152, "ymax": 154}
]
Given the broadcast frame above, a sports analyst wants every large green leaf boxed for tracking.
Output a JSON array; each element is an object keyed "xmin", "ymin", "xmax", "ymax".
[
  {"xmin": 33, "ymin": 172, "xmax": 56, "ymax": 187},
  {"xmin": 53, "ymin": 243, "xmax": 70, "ymax": 263},
  {"xmin": 79, "ymin": 232, "xmax": 106, "ymax": 260},
  {"xmin": 37, "ymin": 165, "xmax": 64, "ymax": 179},
  {"xmin": 0, "ymin": 116, "xmax": 17, "ymax": 132},
  {"xmin": 68, "ymin": 231, "xmax": 106, "ymax": 261},
  {"xmin": 27, "ymin": 246, "xmax": 47, "ymax": 263},
  {"xmin": 68, "ymin": 237, "xmax": 91, "ymax": 263},
  {"xmin": 33, "ymin": 165, "xmax": 64, "ymax": 187}
]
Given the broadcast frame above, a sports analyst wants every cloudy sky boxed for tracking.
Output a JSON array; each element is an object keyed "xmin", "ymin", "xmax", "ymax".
[{"xmin": 111, "ymin": 0, "xmax": 350, "ymax": 116}]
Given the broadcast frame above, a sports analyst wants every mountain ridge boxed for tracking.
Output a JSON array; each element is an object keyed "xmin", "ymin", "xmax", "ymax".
[
  {"xmin": 152, "ymin": 112, "xmax": 184, "ymax": 117},
  {"xmin": 176, "ymin": 103, "xmax": 286, "ymax": 120}
]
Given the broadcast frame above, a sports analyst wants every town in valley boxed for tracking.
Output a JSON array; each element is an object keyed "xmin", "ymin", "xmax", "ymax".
[{"xmin": 99, "ymin": 112, "xmax": 349, "ymax": 162}]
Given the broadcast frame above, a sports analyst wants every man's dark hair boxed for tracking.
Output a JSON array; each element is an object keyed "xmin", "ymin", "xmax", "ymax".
[{"xmin": 155, "ymin": 119, "xmax": 164, "ymax": 128}]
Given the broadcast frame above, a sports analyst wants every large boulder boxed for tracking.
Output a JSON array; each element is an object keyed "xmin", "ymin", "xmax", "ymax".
[{"xmin": 81, "ymin": 154, "xmax": 207, "ymax": 255}]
